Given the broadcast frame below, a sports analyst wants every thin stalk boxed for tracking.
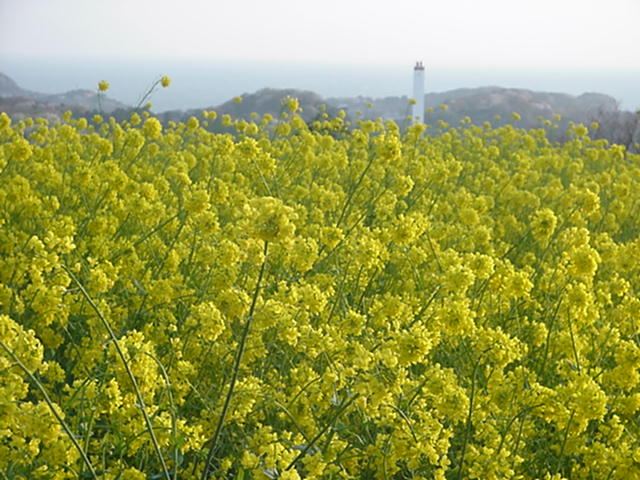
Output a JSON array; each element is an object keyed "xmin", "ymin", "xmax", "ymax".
[
  {"xmin": 135, "ymin": 77, "xmax": 164, "ymax": 110},
  {"xmin": 250, "ymin": 156, "xmax": 273, "ymax": 196},
  {"xmin": 97, "ymin": 90, "xmax": 104, "ymax": 116},
  {"xmin": 286, "ymin": 376, "xmax": 322, "ymax": 409},
  {"xmin": 145, "ymin": 352, "xmax": 180, "ymax": 480},
  {"xmin": 110, "ymin": 213, "xmax": 180, "ymax": 263},
  {"xmin": 270, "ymin": 398, "xmax": 313, "ymax": 444},
  {"xmin": 336, "ymin": 152, "xmax": 375, "ymax": 228},
  {"xmin": 554, "ymin": 409, "xmax": 576, "ymax": 475},
  {"xmin": 510, "ymin": 413, "xmax": 526, "ymax": 472},
  {"xmin": 0, "ymin": 340, "xmax": 98, "ymax": 480},
  {"xmin": 201, "ymin": 241, "xmax": 269, "ymax": 480},
  {"xmin": 64, "ymin": 267, "xmax": 171, "ymax": 480},
  {"xmin": 538, "ymin": 294, "xmax": 564, "ymax": 378},
  {"xmin": 496, "ymin": 404, "xmax": 543, "ymax": 455},
  {"xmin": 566, "ymin": 309, "xmax": 581, "ymax": 373},
  {"xmin": 456, "ymin": 356, "xmax": 483, "ymax": 480},
  {"xmin": 405, "ymin": 286, "xmax": 441, "ymax": 331},
  {"xmin": 383, "ymin": 404, "xmax": 418, "ymax": 442},
  {"xmin": 382, "ymin": 433, "xmax": 392, "ymax": 480},
  {"xmin": 82, "ymin": 407, "xmax": 97, "ymax": 475},
  {"xmin": 284, "ymin": 393, "xmax": 360, "ymax": 473}
]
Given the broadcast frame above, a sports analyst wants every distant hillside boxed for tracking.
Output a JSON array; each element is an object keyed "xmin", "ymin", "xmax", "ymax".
[
  {"xmin": 0, "ymin": 72, "xmax": 128, "ymax": 119},
  {"xmin": 158, "ymin": 87, "xmax": 341, "ymax": 124},
  {"xmin": 160, "ymin": 86, "xmax": 629, "ymax": 137},
  {"xmin": 0, "ymin": 72, "xmax": 39, "ymax": 98},
  {"xmin": 327, "ymin": 87, "xmax": 620, "ymax": 127},
  {"xmin": 1, "ymin": 71, "xmax": 638, "ymax": 150},
  {"xmin": 0, "ymin": 96, "xmax": 87, "ymax": 123},
  {"xmin": 326, "ymin": 87, "xmax": 638, "ymax": 148}
]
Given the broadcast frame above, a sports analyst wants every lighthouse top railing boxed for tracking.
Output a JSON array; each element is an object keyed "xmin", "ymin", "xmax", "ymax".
[{"xmin": 414, "ymin": 61, "xmax": 425, "ymax": 71}]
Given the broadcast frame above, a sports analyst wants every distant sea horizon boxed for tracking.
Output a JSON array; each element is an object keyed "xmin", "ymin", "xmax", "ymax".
[{"xmin": 2, "ymin": 56, "xmax": 639, "ymax": 113}]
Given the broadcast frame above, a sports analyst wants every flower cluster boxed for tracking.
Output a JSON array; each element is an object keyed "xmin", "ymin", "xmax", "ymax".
[{"xmin": 1, "ymin": 106, "xmax": 640, "ymax": 479}]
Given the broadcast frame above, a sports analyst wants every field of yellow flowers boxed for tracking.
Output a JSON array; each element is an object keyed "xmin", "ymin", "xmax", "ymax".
[{"xmin": 1, "ymin": 98, "xmax": 640, "ymax": 480}]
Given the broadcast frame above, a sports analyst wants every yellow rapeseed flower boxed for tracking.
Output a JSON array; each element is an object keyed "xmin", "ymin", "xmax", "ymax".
[
  {"xmin": 283, "ymin": 96, "xmax": 300, "ymax": 112},
  {"xmin": 247, "ymin": 196, "xmax": 297, "ymax": 244},
  {"xmin": 567, "ymin": 245, "xmax": 600, "ymax": 279},
  {"xmin": 141, "ymin": 117, "xmax": 162, "ymax": 139},
  {"xmin": 98, "ymin": 80, "xmax": 110, "ymax": 92}
]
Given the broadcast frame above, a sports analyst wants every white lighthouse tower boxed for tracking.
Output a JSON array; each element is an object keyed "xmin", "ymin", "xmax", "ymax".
[{"xmin": 412, "ymin": 61, "xmax": 425, "ymax": 124}]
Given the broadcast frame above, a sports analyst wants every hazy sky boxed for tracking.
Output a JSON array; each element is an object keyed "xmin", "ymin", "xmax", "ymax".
[{"xmin": 1, "ymin": 0, "xmax": 639, "ymax": 69}]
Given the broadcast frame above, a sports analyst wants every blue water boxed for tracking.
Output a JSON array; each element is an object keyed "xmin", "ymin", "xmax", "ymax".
[{"xmin": 2, "ymin": 56, "xmax": 639, "ymax": 113}]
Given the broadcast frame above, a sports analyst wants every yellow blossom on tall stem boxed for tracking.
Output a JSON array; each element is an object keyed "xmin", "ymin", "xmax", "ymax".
[{"xmin": 98, "ymin": 80, "xmax": 110, "ymax": 92}]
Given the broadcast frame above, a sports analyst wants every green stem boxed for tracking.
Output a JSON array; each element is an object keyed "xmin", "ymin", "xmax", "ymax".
[
  {"xmin": 383, "ymin": 404, "xmax": 418, "ymax": 442},
  {"xmin": 456, "ymin": 356, "xmax": 483, "ymax": 480},
  {"xmin": 539, "ymin": 293, "xmax": 565, "ymax": 377},
  {"xmin": 201, "ymin": 241, "xmax": 269, "ymax": 480},
  {"xmin": 64, "ymin": 267, "xmax": 171, "ymax": 480},
  {"xmin": 554, "ymin": 409, "xmax": 576, "ymax": 475},
  {"xmin": 336, "ymin": 152, "xmax": 375, "ymax": 228},
  {"xmin": 97, "ymin": 90, "xmax": 104, "ymax": 116},
  {"xmin": 567, "ymin": 308, "xmax": 581, "ymax": 373},
  {"xmin": 146, "ymin": 352, "xmax": 180, "ymax": 480},
  {"xmin": 135, "ymin": 77, "xmax": 163, "ymax": 110},
  {"xmin": 284, "ymin": 393, "xmax": 360, "ymax": 473},
  {"xmin": 0, "ymin": 340, "xmax": 98, "ymax": 480}
]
